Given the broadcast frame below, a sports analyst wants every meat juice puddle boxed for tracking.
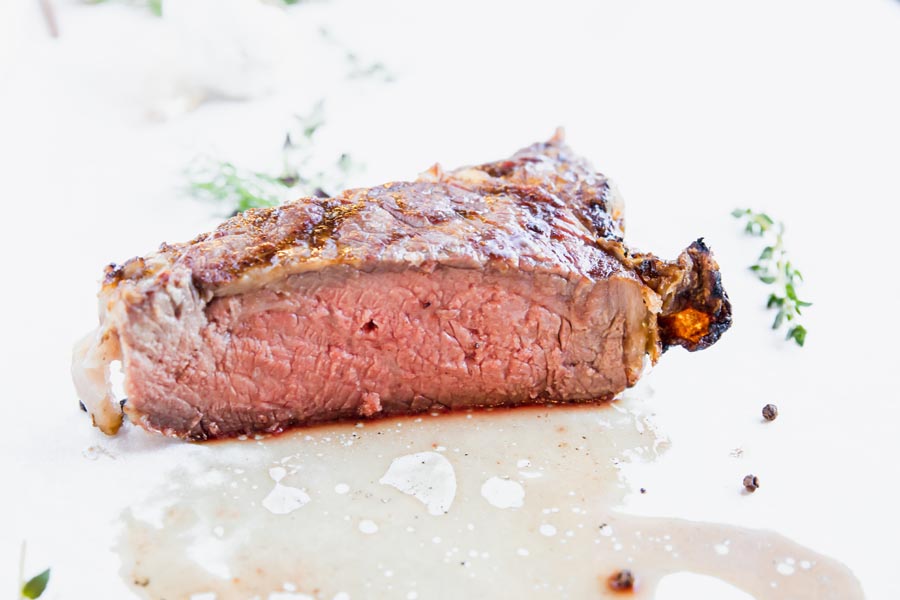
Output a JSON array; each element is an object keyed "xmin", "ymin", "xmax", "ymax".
[{"xmin": 116, "ymin": 400, "xmax": 862, "ymax": 600}]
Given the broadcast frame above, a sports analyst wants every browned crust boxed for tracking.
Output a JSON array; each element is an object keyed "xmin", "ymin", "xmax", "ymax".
[{"xmin": 102, "ymin": 134, "xmax": 627, "ymax": 295}]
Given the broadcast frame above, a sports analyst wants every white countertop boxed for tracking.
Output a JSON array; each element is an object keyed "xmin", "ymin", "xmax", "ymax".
[{"xmin": 1, "ymin": 0, "xmax": 899, "ymax": 598}]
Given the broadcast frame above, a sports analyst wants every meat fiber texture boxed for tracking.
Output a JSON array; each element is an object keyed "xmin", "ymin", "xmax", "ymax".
[{"xmin": 72, "ymin": 132, "xmax": 731, "ymax": 440}]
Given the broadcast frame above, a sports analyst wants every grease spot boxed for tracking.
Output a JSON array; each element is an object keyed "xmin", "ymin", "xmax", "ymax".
[
  {"xmin": 117, "ymin": 403, "xmax": 864, "ymax": 600},
  {"xmin": 776, "ymin": 561, "xmax": 796, "ymax": 576},
  {"xmin": 358, "ymin": 520, "xmax": 378, "ymax": 534},
  {"xmin": 480, "ymin": 477, "xmax": 525, "ymax": 509},
  {"xmin": 379, "ymin": 452, "xmax": 456, "ymax": 516},
  {"xmin": 539, "ymin": 524, "xmax": 557, "ymax": 537},
  {"xmin": 262, "ymin": 484, "xmax": 310, "ymax": 515}
]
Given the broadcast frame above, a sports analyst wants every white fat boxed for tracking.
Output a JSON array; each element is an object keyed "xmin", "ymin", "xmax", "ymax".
[
  {"xmin": 71, "ymin": 327, "xmax": 123, "ymax": 435},
  {"xmin": 443, "ymin": 167, "xmax": 490, "ymax": 185}
]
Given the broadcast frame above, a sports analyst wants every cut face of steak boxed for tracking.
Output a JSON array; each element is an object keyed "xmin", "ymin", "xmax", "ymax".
[{"xmin": 72, "ymin": 131, "xmax": 731, "ymax": 440}]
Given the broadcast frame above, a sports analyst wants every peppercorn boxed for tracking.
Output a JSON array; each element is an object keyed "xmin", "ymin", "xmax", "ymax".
[
  {"xmin": 607, "ymin": 569, "xmax": 635, "ymax": 592},
  {"xmin": 762, "ymin": 404, "xmax": 778, "ymax": 421},
  {"xmin": 743, "ymin": 474, "xmax": 760, "ymax": 492}
]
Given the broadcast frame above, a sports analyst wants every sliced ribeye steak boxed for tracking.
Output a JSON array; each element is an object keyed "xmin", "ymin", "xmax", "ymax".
[{"xmin": 73, "ymin": 132, "xmax": 731, "ymax": 440}]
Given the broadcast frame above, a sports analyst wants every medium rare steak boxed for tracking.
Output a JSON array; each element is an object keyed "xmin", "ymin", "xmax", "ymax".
[{"xmin": 73, "ymin": 132, "xmax": 731, "ymax": 440}]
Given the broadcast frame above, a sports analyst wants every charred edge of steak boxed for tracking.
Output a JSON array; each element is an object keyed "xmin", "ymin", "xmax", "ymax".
[
  {"xmin": 594, "ymin": 236, "xmax": 732, "ymax": 352},
  {"xmin": 654, "ymin": 239, "xmax": 732, "ymax": 352}
]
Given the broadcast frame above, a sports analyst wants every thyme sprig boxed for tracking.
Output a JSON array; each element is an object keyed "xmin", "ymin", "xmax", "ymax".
[
  {"xmin": 187, "ymin": 160, "xmax": 286, "ymax": 213},
  {"xmin": 187, "ymin": 103, "xmax": 362, "ymax": 215},
  {"xmin": 732, "ymin": 209, "xmax": 811, "ymax": 346}
]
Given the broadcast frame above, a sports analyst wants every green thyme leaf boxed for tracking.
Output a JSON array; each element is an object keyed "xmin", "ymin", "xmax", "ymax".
[
  {"xmin": 787, "ymin": 325, "xmax": 807, "ymax": 347},
  {"xmin": 22, "ymin": 568, "xmax": 50, "ymax": 599},
  {"xmin": 773, "ymin": 311, "xmax": 784, "ymax": 330},
  {"xmin": 785, "ymin": 283, "xmax": 798, "ymax": 301}
]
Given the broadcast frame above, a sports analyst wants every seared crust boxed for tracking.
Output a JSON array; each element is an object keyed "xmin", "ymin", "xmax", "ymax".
[{"xmin": 104, "ymin": 133, "xmax": 629, "ymax": 297}]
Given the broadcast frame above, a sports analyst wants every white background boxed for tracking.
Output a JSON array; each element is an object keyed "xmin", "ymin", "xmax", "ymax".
[{"xmin": 1, "ymin": 0, "xmax": 899, "ymax": 598}]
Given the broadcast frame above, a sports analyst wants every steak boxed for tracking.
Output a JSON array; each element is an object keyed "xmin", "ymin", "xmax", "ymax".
[{"xmin": 72, "ymin": 131, "xmax": 731, "ymax": 440}]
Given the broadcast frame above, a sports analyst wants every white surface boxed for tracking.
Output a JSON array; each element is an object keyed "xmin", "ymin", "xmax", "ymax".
[{"xmin": 1, "ymin": 0, "xmax": 899, "ymax": 598}]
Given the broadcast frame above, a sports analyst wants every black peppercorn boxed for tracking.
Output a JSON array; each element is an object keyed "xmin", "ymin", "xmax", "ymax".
[
  {"xmin": 607, "ymin": 569, "xmax": 635, "ymax": 592},
  {"xmin": 743, "ymin": 474, "xmax": 760, "ymax": 492}
]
